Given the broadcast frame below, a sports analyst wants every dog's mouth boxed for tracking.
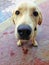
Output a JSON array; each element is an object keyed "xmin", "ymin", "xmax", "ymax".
[{"xmin": 19, "ymin": 36, "xmax": 30, "ymax": 40}]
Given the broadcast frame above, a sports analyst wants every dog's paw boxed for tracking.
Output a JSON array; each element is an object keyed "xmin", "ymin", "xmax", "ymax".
[
  {"xmin": 32, "ymin": 40, "xmax": 38, "ymax": 47},
  {"xmin": 17, "ymin": 40, "xmax": 22, "ymax": 46}
]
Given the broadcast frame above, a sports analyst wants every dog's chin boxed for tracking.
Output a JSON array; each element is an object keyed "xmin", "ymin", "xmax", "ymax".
[{"xmin": 19, "ymin": 37, "xmax": 30, "ymax": 43}]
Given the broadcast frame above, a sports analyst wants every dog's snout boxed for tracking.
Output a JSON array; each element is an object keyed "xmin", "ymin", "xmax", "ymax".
[{"xmin": 17, "ymin": 25, "xmax": 32, "ymax": 40}]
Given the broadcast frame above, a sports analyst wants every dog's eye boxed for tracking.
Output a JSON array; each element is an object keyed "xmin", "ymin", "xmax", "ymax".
[
  {"xmin": 33, "ymin": 11, "xmax": 38, "ymax": 17},
  {"xmin": 15, "ymin": 10, "xmax": 20, "ymax": 15}
]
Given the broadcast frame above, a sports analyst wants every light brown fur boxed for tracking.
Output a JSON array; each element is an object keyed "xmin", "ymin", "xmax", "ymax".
[{"xmin": 12, "ymin": 1, "xmax": 42, "ymax": 46}]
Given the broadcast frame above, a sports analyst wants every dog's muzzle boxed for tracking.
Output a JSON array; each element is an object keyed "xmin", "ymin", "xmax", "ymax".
[{"xmin": 17, "ymin": 24, "xmax": 32, "ymax": 40}]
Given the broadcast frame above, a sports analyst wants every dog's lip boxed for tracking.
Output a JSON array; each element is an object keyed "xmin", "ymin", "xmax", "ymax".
[
  {"xmin": 18, "ymin": 36, "xmax": 30, "ymax": 40},
  {"xmin": 19, "ymin": 37, "xmax": 30, "ymax": 40}
]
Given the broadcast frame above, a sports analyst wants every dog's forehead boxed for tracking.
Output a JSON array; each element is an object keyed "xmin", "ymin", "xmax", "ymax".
[
  {"xmin": 12, "ymin": 0, "xmax": 38, "ymax": 13},
  {"xmin": 17, "ymin": 2, "xmax": 37, "ymax": 9},
  {"xmin": 18, "ymin": 2, "xmax": 36, "ymax": 7}
]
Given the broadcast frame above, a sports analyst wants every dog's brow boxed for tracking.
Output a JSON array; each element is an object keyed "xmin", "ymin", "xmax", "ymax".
[
  {"xmin": 19, "ymin": 4, "xmax": 36, "ymax": 9},
  {"xmin": 17, "ymin": 6, "xmax": 27, "ymax": 11},
  {"xmin": 30, "ymin": 7, "xmax": 36, "ymax": 10},
  {"xmin": 18, "ymin": 7, "xmax": 23, "ymax": 10}
]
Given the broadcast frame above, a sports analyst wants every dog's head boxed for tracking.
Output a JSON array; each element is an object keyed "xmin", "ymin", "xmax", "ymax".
[{"xmin": 12, "ymin": 1, "xmax": 42, "ymax": 40}]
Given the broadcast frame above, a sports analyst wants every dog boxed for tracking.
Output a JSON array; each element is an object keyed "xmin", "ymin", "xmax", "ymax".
[{"xmin": 12, "ymin": 0, "xmax": 42, "ymax": 46}]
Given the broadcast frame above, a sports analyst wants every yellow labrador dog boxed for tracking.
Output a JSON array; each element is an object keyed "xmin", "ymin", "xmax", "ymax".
[{"xmin": 12, "ymin": 0, "xmax": 42, "ymax": 46}]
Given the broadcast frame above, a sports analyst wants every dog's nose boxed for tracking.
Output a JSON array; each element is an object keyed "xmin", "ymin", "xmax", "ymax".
[{"xmin": 17, "ymin": 25, "xmax": 32, "ymax": 40}]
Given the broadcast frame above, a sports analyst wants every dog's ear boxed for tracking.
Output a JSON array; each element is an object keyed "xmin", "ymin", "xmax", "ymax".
[
  {"xmin": 38, "ymin": 11, "xmax": 42, "ymax": 25},
  {"xmin": 12, "ymin": 13, "xmax": 15, "ymax": 24},
  {"xmin": 13, "ymin": 19, "xmax": 15, "ymax": 24}
]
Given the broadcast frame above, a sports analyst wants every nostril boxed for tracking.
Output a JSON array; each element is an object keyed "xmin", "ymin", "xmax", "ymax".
[
  {"xmin": 27, "ymin": 30, "xmax": 31, "ymax": 35},
  {"xmin": 18, "ymin": 30, "xmax": 22, "ymax": 33},
  {"xmin": 18, "ymin": 30, "xmax": 23, "ymax": 36},
  {"xmin": 18, "ymin": 29, "xmax": 31, "ymax": 37}
]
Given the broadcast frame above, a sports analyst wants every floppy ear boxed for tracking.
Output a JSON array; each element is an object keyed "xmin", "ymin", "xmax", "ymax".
[
  {"xmin": 13, "ymin": 19, "xmax": 15, "ymax": 24},
  {"xmin": 38, "ymin": 11, "xmax": 42, "ymax": 25},
  {"xmin": 11, "ymin": 12, "xmax": 15, "ymax": 24}
]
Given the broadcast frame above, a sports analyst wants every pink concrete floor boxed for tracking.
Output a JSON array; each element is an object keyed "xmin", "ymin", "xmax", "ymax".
[{"xmin": 0, "ymin": 1, "xmax": 49, "ymax": 65}]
